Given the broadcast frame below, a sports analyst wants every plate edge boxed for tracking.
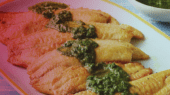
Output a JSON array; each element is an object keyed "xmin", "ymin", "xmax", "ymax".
[
  {"xmin": 102, "ymin": 0, "xmax": 170, "ymax": 40},
  {"xmin": 0, "ymin": 69, "xmax": 28, "ymax": 95}
]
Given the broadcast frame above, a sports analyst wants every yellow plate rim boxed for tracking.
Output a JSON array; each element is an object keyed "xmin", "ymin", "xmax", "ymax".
[
  {"xmin": 0, "ymin": 0, "xmax": 169, "ymax": 95},
  {"xmin": 102, "ymin": 0, "xmax": 170, "ymax": 40}
]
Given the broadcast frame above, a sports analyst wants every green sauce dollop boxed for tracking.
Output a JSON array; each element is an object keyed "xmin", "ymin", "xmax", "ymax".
[
  {"xmin": 57, "ymin": 39, "xmax": 98, "ymax": 66},
  {"xmin": 28, "ymin": 2, "xmax": 68, "ymax": 18},
  {"xmin": 46, "ymin": 10, "xmax": 97, "ymax": 39},
  {"xmin": 86, "ymin": 63, "xmax": 137, "ymax": 95},
  {"xmin": 136, "ymin": 0, "xmax": 170, "ymax": 9}
]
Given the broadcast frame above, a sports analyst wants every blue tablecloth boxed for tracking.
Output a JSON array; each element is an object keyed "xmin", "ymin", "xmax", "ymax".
[
  {"xmin": 0, "ymin": 75, "xmax": 19, "ymax": 95},
  {"xmin": 0, "ymin": 0, "xmax": 170, "ymax": 95}
]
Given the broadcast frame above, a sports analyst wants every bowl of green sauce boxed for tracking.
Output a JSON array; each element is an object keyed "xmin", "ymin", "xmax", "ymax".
[{"xmin": 128, "ymin": 0, "xmax": 170, "ymax": 22}]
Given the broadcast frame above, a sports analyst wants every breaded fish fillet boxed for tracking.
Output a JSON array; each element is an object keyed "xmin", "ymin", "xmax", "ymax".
[
  {"xmin": 52, "ymin": 66, "xmax": 90, "ymax": 95},
  {"xmin": 86, "ymin": 22, "xmax": 144, "ymax": 41},
  {"xmin": 28, "ymin": 54, "xmax": 151, "ymax": 95},
  {"xmin": 94, "ymin": 39, "xmax": 149, "ymax": 63},
  {"xmin": 130, "ymin": 69, "xmax": 170, "ymax": 95},
  {"xmin": 115, "ymin": 62, "xmax": 152, "ymax": 80},
  {"xmin": 8, "ymin": 21, "xmax": 142, "ymax": 53},
  {"xmin": 74, "ymin": 69, "xmax": 170, "ymax": 95},
  {"xmin": 0, "ymin": 11, "xmax": 49, "ymax": 45},
  {"xmin": 54, "ymin": 8, "xmax": 120, "ymax": 24},
  {"xmin": 30, "ymin": 66, "xmax": 68, "ymax": 94},
  {"xmin": 9, "ymin": 38, "xmax": 149, "ymax": 68}
]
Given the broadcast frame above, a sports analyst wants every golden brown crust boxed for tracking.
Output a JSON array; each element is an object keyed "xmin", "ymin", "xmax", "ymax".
[
  {"xmin": 94, "ymin": 39, "xmax": 149, "ymax": 63},
  {"xmin": 52, "ymin": 66, "xmax": 90, "ymax": 95},
  {"xmin": 27, "ymin": 50, "xmax": 81, "ymax": 79},
  {"xmin": 0, "ymin": 11, "xmax": 49, "ymax": 45},
  {"xmin": 54, "ymin": 8, "xmax": 113, "ymax": 23},
  {"xmin": 116, "ymin": 62, "xmax": 153, "ymax": 80},
  {"xmin": 130, "ymin": 69, "xmax": 170, "ymax": 94},
  {"xmin": 30, "ymin": 66, "xmax": 67, "ymax": 94},
  {"xmin": 86, "ymin": 22, "xmax": 133, "ymax": 42},
  {"xmin": 120, "ymin": 24, "xmax": 144, "ymax": 39}
]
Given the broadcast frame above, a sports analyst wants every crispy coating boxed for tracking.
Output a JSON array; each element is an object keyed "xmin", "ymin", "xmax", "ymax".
[
  {"xmin": 28, "ymin": 54, "xmax": 152, "ymax": 95},
  {"xmin": 54, "ymin": 8, "xmax": 119, "ymax": 24},
  {"xmin": 27, "ymin": 50, "xmax": 81, "ymax": 79},
  {"xmin": 94, "ymin": 39, "xmax": 149, "ymax": 63},
  {"xmin": 0, "ymin": 11, "xmax": 49, "ymax": 45},
  {"xmin": 9, "ymin": 38, "xmax": 149, "ymax": 68},
  {"xmin": 52, "ymin": 66, "xmax": 90, "ymax": 95},
  {"xmin": 86, "ymin": 22, "xmax": 144, "ymax": 42},
  {"xmin": 85, "ymin": 22, "xmax": 133, "ymax": 42},
  {"xmin": 130, "ymin": 69, "xmax": 170, "ymax": 95},
  {"xmin": 30, "ymin": 66, "xmax": 67, "ymax": 94},
  {"xmin": 7, "ymin": 29, "xmax": 73, "ymax": 67},
  {"xmin": 7, "ymin": 25, "xmax": 147, "ymax": 68},
  {"xmin": 120, "ymin": 24, "xmax": 144, "ymax": 39},
  {"xmin": 75, "ymin": 69, "xmax": 170, "ymax": 95},
  {"xmin": 116, "ymin": 62, "xmax": 152, "ymax": 80}
]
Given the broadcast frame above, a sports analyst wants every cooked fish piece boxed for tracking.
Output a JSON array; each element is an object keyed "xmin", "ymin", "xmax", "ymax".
[
  {"xmin": 9, "ymin": 39, "xmax": 149, "ymax": 68},
  {"xmin": 116, "ymin": 62, "xmax": 152, "ymax": 80},
  {"xmin": 68, "ymin": 21, "xmax": 133, "ymax": 42},
  {"xmin": 0, "ymin": 11, "xmax": 49, "ymax": 45},
  {"xmin": 30, "ymin": 66, "xmax": 68, "ymax": 94},
  {"xmin": 28, "ymin": 59, "xmax": 152, "ymax": 95},
  {"xmin": 52, "ymin": 66, "xmax": 90, "ymax": 95},
  {"xmin": 130, "ymin": 69, "xmax": 170, "ymax": 95},
  {"xmin": 54, "ymin": 7, "xmax": 120, "ymax": 24},
  {"xmin": 8, "ymin": 45, "xmax": 60, "ymax": 68},
  {"xmin": 8, "ymin": 21, "xmax": 138, "ymax": 53},
  {"xmin": 120, "ymin": 24, "xmax": 144, "ymax": 39},
  {"xmin": 7, "ymin": 28, "xmax": 73, "ymax": 51},
  {"xmin": 86, "ymin": 22, "xmax": 144, "ymax": 41},
  {"xmin": 154, "ymin": 76, "xmax": 170, "ymax": 95},
  {"xmin": 27, "ymin": 50, "xmax": 81, "ymax": 79},
  {"xmin": 94, "ymin": 39, "xmax": 149, "ymax": 63},
  {"xmin": 74, "ymin": 69, "xmax": 170, "ymax": 95}
]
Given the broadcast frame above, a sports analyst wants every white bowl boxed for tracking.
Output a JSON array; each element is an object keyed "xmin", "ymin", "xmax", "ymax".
[{"xmin": 128, "ymin": 0, "xmax": 170, "ymax": 22}]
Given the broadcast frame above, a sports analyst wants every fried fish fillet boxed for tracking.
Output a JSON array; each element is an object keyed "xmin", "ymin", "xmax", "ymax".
[
  {"xmin": 0, "ymin": 11, "xmax": 49, "ymax": 45},
  {"xmin": 74, "ymin": 69, "xmax": 170, "ymax": 95},
  {"xmin": 94, "ymin": 39, "xmax": 149, "ymax": 63},
  {"xmin": 130, "ymin": 69, "xmax": 170, "ymax": 95},
  {"xmin": 54, "ymin": 7, "xmax": 120, "ymax": 24},
  {"xmin": 52, "ymin": 66, "xmax": 90, "ymax": 95},
  {"xmin": 28, "ymin": 53, "xmax": 151, "ymax": 95},
  {"xmin": 7, "ymin": 29, "xmax": 73, "ymax": 67},
  {"xmin": 86, "ymin": 22, "xmax": 144, "ymax": 41},
  {"xmin": 7, "ymin": 20, "xmax": 146, "ymax": 67},
  {"xmin": 9, "ymin": 38, "xmax": 149, "ymax": 68},
  {"xmin": 115, "ymin": 62, "xmax": 152, "ymax": 80}
]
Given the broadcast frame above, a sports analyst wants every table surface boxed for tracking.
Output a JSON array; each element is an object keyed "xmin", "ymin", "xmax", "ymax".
[{"xmin": 0, "ymin": 0, "xmax": 170, "ymax": 95}]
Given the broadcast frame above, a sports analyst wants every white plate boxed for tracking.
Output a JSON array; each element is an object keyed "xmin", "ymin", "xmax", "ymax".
[{"xmin": 0, "ymin": 0, "xmax": 170, "ymax": 95}]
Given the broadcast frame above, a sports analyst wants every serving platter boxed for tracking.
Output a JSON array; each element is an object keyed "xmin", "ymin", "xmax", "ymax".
[{"xmin": 0, "ymin": 0, "xmax": 170, "ymax": 95}]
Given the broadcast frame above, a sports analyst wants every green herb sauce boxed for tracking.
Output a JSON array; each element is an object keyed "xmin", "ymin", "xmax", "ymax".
[
  {"xmin": 86, "ymin": 63, "xmax": 137, "ymax": 95},
  {"xmin": 28, "ymin": 2, "xmax": 68, "ymax": 18},
  {"xmin": 57, "ymin": 39, "xmax": 98, "ymax": 66},
  {"xmin": 136, "ymin": 0, "xmax": 170, "ymax": 9},
  {"xmin": 46, "ymin": 10, "xmax": 97, "ymax": 39}
]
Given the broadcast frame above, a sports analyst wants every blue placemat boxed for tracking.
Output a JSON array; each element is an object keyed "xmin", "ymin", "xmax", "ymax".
[
  {"xmin": 110, "ymin": 0, "xmax": 170, "ymax": 36},
  {"xmin": 0, "ymin": 75, "xmax": 20, "ymax": 95}
]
